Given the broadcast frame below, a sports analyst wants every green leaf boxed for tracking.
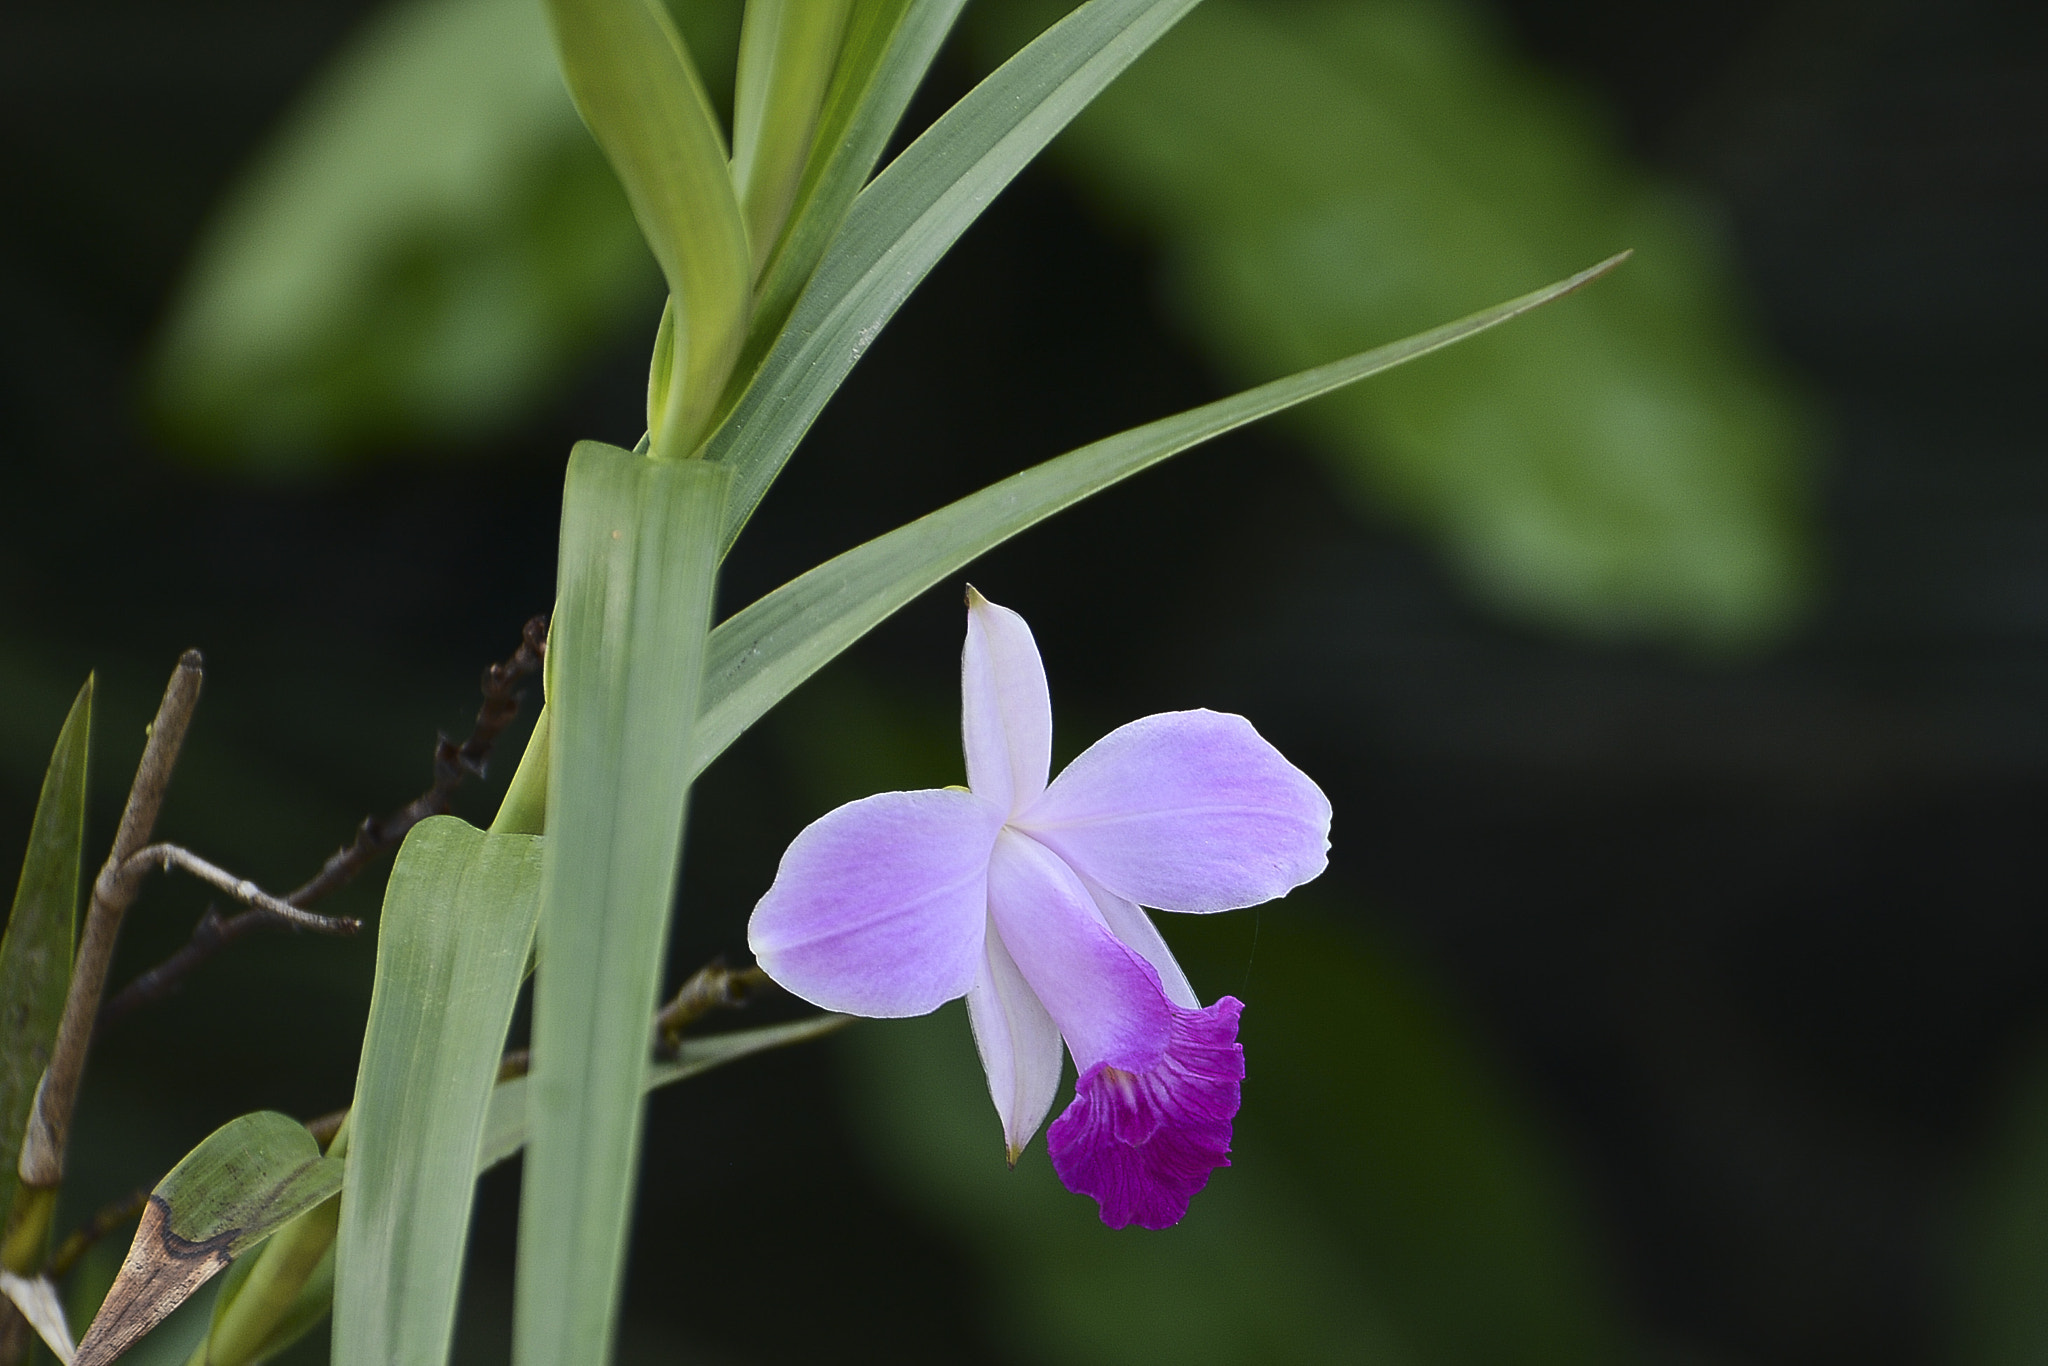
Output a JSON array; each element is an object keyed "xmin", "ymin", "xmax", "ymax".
[
  {"xmin": 704, "ymin": 0, "xmax": 1207, "ymax": 550},
  {"xmin": 477, "ymin": 1015, "xmax": 852, "ymax": 1174},
  {"xmin": 731, "ymin": 0, "xmax": 855, "ymax": 280},
  {"xmin": 166, "ymin": 1015, "xmax": 841, "ymax": 1366},
  {"xmin": 516, "ymin": 444, "xmax": 727, "ymax": 1364},
  {"xmin": 148, "ymin": 0, "xmax": 658, "ymax": 472},
  {"xmin": 83, "ymin": 1280, "xmax": 217, "ymax": 1366},
  {"xmin": 971, "ymin": 0, "xmax": 1816, "ymax": 649},
  {"xmin": 546, "ymin": 0, "xmax": 751, "ymax": 457},
  {"xmin": 0, "ymin": 676, "xmax": 90, "ymax": 1239},
  {"xmin": 691, "ymin": 258, "xmax": 1622, "ymax": 778},
  {"xmin": 75, "ymin": 1114, "xmax": 344, "ymax": 1366},
  {"xmin": 332, "ymin": 815, "xmax": 543, "ymax": 1366},
  {"xmin": 194, "ymin": 1192, "xmax": 338, "ymax": 1366},
  {"xmin": 743, "ymin": 0, "xmax": 967, "ymax": 354}
]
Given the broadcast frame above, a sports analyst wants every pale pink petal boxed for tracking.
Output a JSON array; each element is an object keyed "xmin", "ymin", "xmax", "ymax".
[
  {"xmin": 961, "ymin": 588, "xmax": 1053, "ymax": 815},
  {"xmin": 965, "ymin": 917, "xmax": 1064, "ymax": 1162},
  {"xmin": 1085, "ymin": 879, "xmax": 1200, "ymax": 1009},
  {"xmin": 1048, "ymin": 996, "xmax": 1245, "ymax": 1229},
  {"xmin": 748, "ymin": 788, "xmax": 1002, "ymax": 1017},
  {"xmin": 1018, "ymin": 709, "xmax": 1330, "ymax": 913},
  {"xmin": 985, "ymin": 830, "xmax": 1169, "ymax": 1073}
]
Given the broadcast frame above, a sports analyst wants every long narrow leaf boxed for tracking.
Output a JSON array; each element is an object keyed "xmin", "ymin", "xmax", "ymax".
[
  {"xmin": 199, "ymin": 1189, "xmax": 339, "ymax": 1366},
  {"xmin": 546, "ymin": 0, "xmax": 749, "ymax": 455},
  {"xmin": 515, "ymin": 444, "xmax": 727, "ymax": 1365},
  {"xmin": 0, "ymin": 678, "xmax": 90, "ymax": 1234},
  {"xmin": 744, "ymin": 0, "xmax": 966, "ymax": 354},
  {"xmin": 332, "ymin": 815, "xmax": 543, "ymax": 1366},
  {"xmin": 162, "ymin": 1017, "xmax": 841, "ymax": 1366},
  {"xmin": 704, "ymin": 0, "xmax": 1204, "ymax": 547},
  {"xmin": 691, "ymin": 256, "xmax": 1625, "ymax": 777},
  {"xmin": 76, "ymin": 1114, "xmax": 344, "ymax": 1366},
  {"xmin": 730, "ymin": 0, "xmax": 855, "ymax": 280}
]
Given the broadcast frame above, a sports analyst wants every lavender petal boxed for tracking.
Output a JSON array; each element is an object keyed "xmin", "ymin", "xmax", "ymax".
[
  {"xmin": 1019, "ymin": 709, "xmax": 1330, "ymax": 913},
  {"xmin": 748, "ymin": 787, "xmax": 1003, "ymax": 1017},
  {"xmin": 986, "ymin": 829, "xmax": 1170, "ymax": 1073}
]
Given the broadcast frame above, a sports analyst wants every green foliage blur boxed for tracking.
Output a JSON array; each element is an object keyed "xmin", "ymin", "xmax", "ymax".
[
  {"xmin": 975, "ymin": 0, "xmax": 1815, "ymax": 650},
  {"xmin": 146, "ymin": 0, "xmax": 1815, "ymax": 653}
]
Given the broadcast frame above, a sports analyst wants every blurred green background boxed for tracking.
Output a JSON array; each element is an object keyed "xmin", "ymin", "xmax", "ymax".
[{"xmin": 2, "ymin": 0, "xmax": 2044, "ymax": 1363}]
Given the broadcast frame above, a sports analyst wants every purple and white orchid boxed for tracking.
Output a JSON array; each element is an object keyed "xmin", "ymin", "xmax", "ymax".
[{"xmin": 748, "ymin": 589, "xmax": 1331, "ymax": 1229}]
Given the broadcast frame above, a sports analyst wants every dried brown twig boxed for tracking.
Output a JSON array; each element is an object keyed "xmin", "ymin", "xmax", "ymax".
[
  {"xmin": 494, "ymin": 959, "xmax": 777, "ymax": 1083},
  {"xmin": 96, "ymin": 616, "xmax": 549, "ymax": 1033},
  {"xmin": 654, "ymin": 960, "xmax": 773, "ymax": 1055},
  {"xmin": 286, "ymin": 615, "xmax": 548, "ymax": 908}
]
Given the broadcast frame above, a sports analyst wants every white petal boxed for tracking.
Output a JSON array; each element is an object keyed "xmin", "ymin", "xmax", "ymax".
[
  {"xmin": 960, "ymin": 588, "xmax": 1052, "ymax": 815},
  {"xmin": 965, "ymin": 916, "xmax": 1064, "ymax": 1162}
]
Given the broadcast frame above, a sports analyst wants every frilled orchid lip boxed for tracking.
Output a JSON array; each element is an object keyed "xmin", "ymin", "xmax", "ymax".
[{"xmin": 747, "ymin": 588, "xmax": 1331, "ymax": 1228}]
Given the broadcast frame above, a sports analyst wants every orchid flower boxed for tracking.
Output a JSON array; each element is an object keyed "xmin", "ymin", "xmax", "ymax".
[{"xmin": 748, "ymin": 589, "xmax": 1331, "ymax": 1228}]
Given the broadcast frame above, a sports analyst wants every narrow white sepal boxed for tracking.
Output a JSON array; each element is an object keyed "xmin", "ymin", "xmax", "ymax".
[
  {"xmin": 965, "ymin": 917, "xmax": 1063, "ymax": 1163},
  {"xmin": 961, "ymin": 587, "xmax": 1053, "ymax": 815}
]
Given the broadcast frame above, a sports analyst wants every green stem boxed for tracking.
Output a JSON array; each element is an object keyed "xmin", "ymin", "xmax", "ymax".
[{"xmin": 491, "ymin": 707, "xmax": 551, "ymax": 837}]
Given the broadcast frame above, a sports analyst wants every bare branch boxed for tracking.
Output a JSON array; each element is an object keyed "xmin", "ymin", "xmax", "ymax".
[
  {"xmin": 654, "ymin": 961, "xmax": 774, "ymax": 1055},
  {"xmin": 97, "ymin": 617, "xmax": 548, "ymax": 1032},
  {"xmin": 122, "ymin": 845, "xmax": 359, "ymax": 935},
  {"xmin": 286, "ymin": 614, "xmax": 547, "ymax": 906},
  {"xmin": 485, "ymin": 958, "xmax": 776, "ymax": 1086},
  {"xmin": 16, "ymin": 653, "xmax": 203, "ymax": 1193}
]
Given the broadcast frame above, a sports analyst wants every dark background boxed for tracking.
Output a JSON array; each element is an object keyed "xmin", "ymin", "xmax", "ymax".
[{"xmin": 2, "ymin": 1, "xmax": 2046, "ymax": 1363}]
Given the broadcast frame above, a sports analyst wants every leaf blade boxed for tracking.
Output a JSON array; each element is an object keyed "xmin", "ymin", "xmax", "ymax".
[
  {"xmin": 731, "ymin": 0, "xmax": 856, "ymax": 280},
  {"xmin": 691, "ymin": 257, "xmax": 1625, "ymax": 777},
  {"xmin": 514, "ymin": 445, "xmax": 727, "ymax": 1365},
  {"xmin": 0, "ymin": 676, "xmax": 91, "ymax": 1235},
  {"xmin": 704, "ymin": 0, "xmax": 1205, "ymax": 548},
  {"xmin": 76, "ymin": 1114, "xmax": 343, "ymax": 1366},
  {"xmin": 979, "ymin": 0, "xmax": 1815, "ymax": 648},
  {"xmin": 331, "ymin": 815, "xmax": 544, "ymax": 1366},
  {"xmin": 743, "ymin": 0, "xmax": 967, "ymax": 353},
  {"xmin": 546, "ymin": 0, "xmax": 750, "ymax": 455}
]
